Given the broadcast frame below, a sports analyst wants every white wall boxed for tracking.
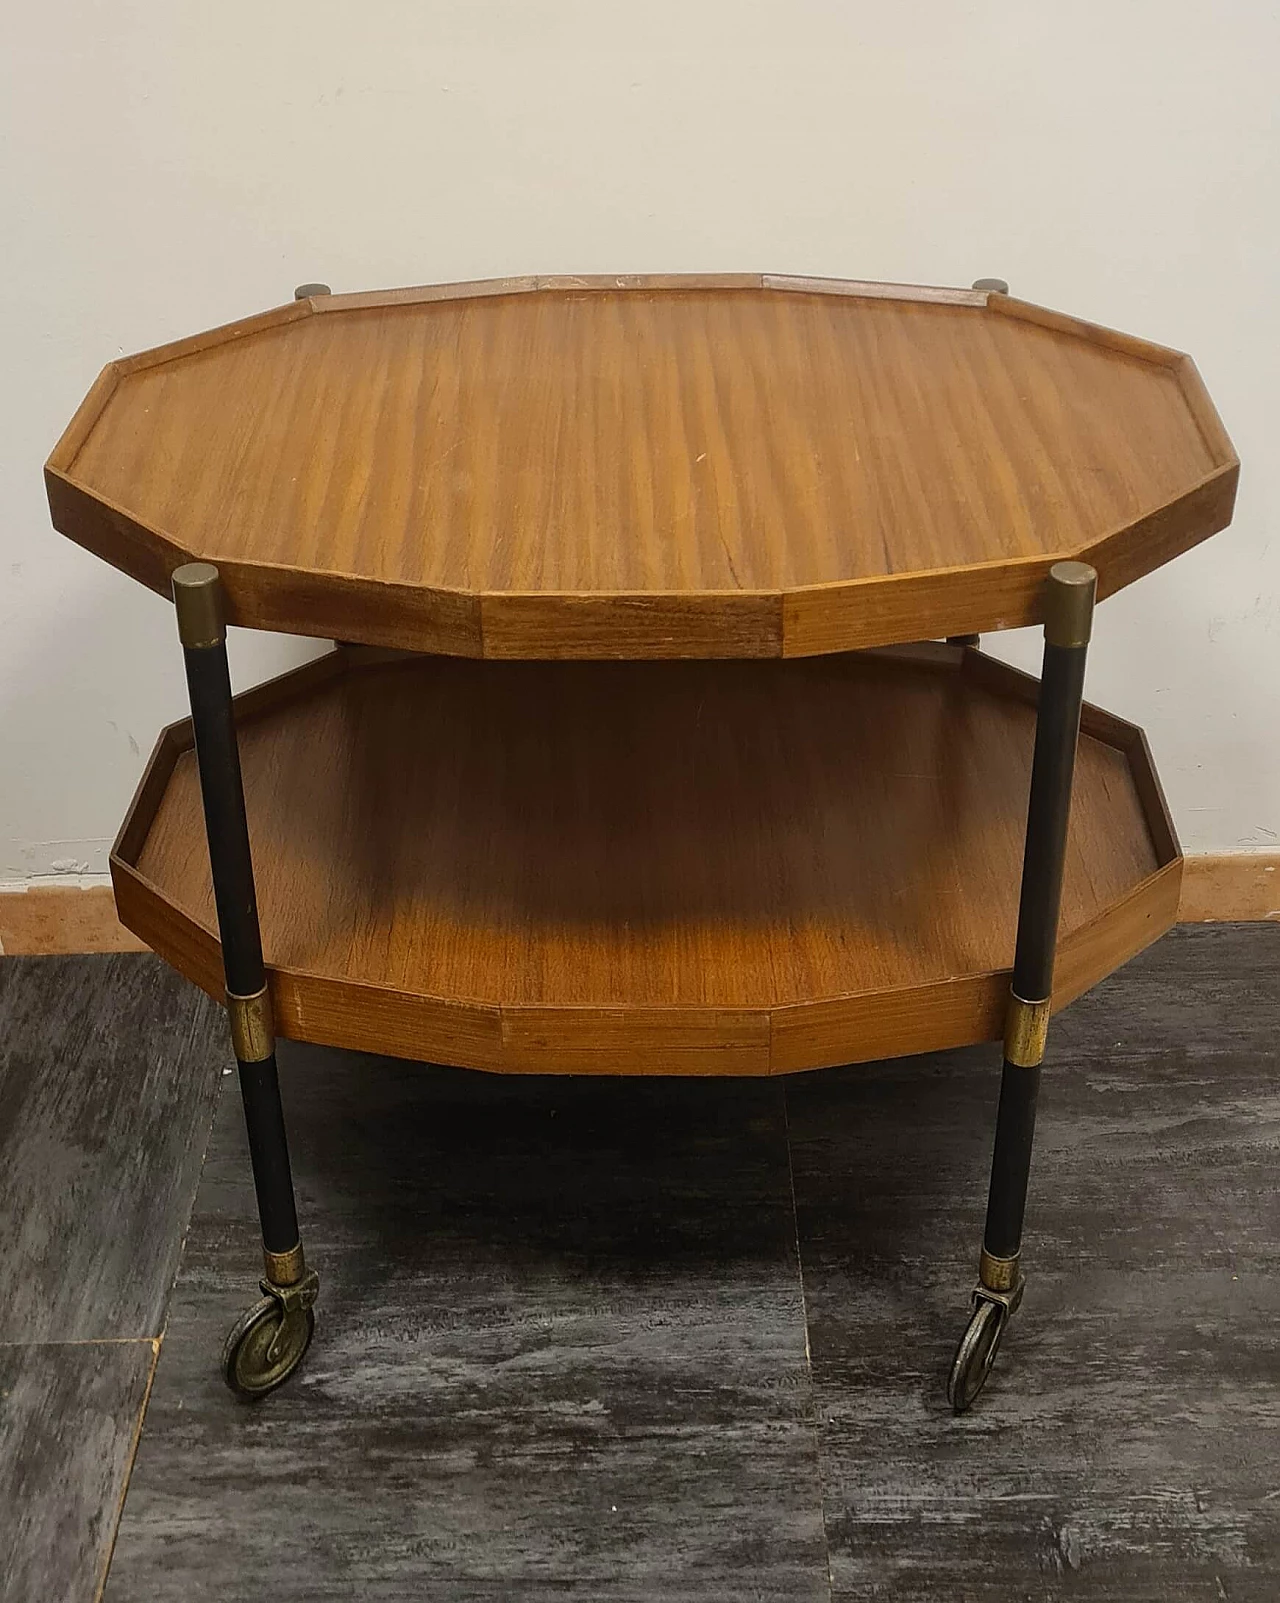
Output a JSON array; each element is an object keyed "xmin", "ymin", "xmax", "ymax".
[{"xmin": 3, "ymin": 1, "xmax": 1278, "ymax": 879}]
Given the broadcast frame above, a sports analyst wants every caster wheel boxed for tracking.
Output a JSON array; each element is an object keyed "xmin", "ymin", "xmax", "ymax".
[
  {"xmin": 947, "ymin": 1297, "xmax": 1007, "ymax": 1413},
  {"xmin": 222, "ymin": 1295, "xmax": 315, "ymax": 1401}
]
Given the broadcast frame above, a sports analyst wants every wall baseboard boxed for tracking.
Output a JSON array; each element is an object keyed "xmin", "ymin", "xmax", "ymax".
[
  {"xmin": 1177, "ymin": 853, "xmax": 1280, "ymax": 923},
  {"xmin": 2, "ymin": 855, "xmax": 1277, "ymax": 959},
  {"xmin": 0, "ymin": 884, "xmax": 148, "ymax": 956}
]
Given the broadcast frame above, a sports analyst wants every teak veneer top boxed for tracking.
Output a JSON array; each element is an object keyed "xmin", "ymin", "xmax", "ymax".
[
  {"xmin": 112, "ymin": 646, "xmax": 1181, "ymax": 1075},
  {"xmin": 48, "ymin": 275, "xmax": 1237, "ymax": 659}
]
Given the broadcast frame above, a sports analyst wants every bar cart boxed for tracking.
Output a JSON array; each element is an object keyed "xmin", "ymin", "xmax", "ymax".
[{"xmin": 45, "ymin": 273, "xmax": 1237, "ymax": 1411}]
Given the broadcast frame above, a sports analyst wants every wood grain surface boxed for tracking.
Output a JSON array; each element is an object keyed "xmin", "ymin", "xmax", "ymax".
[
  {"xmin": 6, "ymin": 853, "xmax": 1264, "ymax": 959},
  {"xmin": 48, "ymin": 279, "xmax": 1237, "ymax": 657},
  {"xmin": 113, "ymin": 649, "xmax": 1177, "ymax": 1074}
]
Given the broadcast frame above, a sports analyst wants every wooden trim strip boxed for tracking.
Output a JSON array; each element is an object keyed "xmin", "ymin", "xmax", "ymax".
[
  {"xmin": 113, "ymin": 726, "xmax": 188, "ymax": 867},
  {"xmin": 959, "ymin": 645, "xmax": 1042, "ymax": 710},
  {"xmin": 960, "ymin": 650, "xmax": 1181, "ymax": 878},
  {"xmin": 43, "ymin": 472, "xmax": 488, "ymax": 655},
  {"xmin": 990, "ymin": 295, "xmax": 1183, "ymax": 366},
  {"xmin": 1179, "ymin": 853, "xmax": 1280, "ymax": 922},
  {"xmin": 1173, "ymin": 354, "xmax": 1238, "ymax": 467},
  {"xmin": 110, "ymin": 862, "xmax": 219, "ymax": 989},
  {"xmin": 534, "ymin": 273, "xmax": 766, "ymax": 292},
  {"xmin": 500, "ymin": 1005, "xmax": 772, "ymax": 1076},
  {"xmin": 479, "ymin": 589, "xmax": 784, "ymax": 659},
  {"xmin": 771, "ymin": 860, "xmax": 1176, "ymax": 1075},
  {"xmin": 44, "ymin": 468, "xmax": 189, "ymax": 600},
  {"xmin": 1077, "ymin": 697, "xmax": 1144, "ymax": 749},
  {"xmin": 769, "ymin": 973, "xmax": 1005, "ymax": 1074},
  {"xmin": 46, "ymin": 363, "xmax": 120, "ymax": 473},
  {"xmin": 864, "ymin": 640, "xmax": 964, "ymax": 671},
  {"xmin": 315, "ymin": 276, "xmax": 773, "ymax": 313},
  {"xmin": 112, "ymin": 649, "xmax": 350, "ymax": 874},
  {"xmin": 220, "ymin": 561, "xmax": 483, "ymax": 656},
  {"xmin": 1085, "ymin": 463, "xmax": 1239, "ymax": 599},
  {"xmin": 226, "ymin": 645, "xmax": 350, "ymax": 724},
  {"xmin": 260, "ymin": 272, "xmax": 991, "ymax": 318},
  {"xmin": 762, "ymin": 273, "xmax": 987, "ymax": 306},
  {"xmin": 273, "ymin": 971, "xmax": 506, "ymax": 1072},
  {"xmin": 782, "ymin": 553, "xmax": 1056, "ymax": 657},
  {"xmin": 316, "ymin": 277, "xmax": 541, "ymax": 312},
  {"xmin": 1052, "ymin": 860, "xmax": 1183, "ymax": 1009},
  {"xmin": 114, "ymin": 300, "xmax": 315, "ymax": 375},
  {"xmin": 0, "ymin": 884, "xmax": 147, "ymax": 956},
  {"xmin": 1124, "ymin": 727, "xmax": 1180, "ymax": 867}
]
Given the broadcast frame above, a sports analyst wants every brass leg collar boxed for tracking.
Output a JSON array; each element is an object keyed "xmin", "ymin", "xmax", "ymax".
[
  {"xmin": 264, "ymin": 1242, "xmax": 306, "ymax": 1286},
  {"xmin": 979, "ymin": 1247, "xmax": 1021, "ymax": 1294},
  {"xmin": 975, "ymin": 1249, "xmax": 1025, "ymax": 1317},
  {"xmin": 1004, "ymin": 993, "xmax": 1050, "ymax": 1068},
  {"xmin": 228, "ymin": 985, "xmax": 275, "ymax": 1063}
]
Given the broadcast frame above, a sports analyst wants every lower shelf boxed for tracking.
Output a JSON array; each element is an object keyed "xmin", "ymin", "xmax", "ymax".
[{"xmin": 113, "ymin": 644, "xmax": 1180, "ymax": 1075}]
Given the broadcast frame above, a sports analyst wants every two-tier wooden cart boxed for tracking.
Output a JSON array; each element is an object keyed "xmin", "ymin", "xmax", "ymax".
[{"xmin": 46, "ymin": 273, "xmax": 1237, "ymax": 1410}]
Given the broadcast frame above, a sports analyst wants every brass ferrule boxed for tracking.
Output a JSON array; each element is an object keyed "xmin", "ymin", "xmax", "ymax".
[
  {"xmin": 979, "ymin": 1247, "xmax": 1021, "ymax": 1294},
  {"xmin": 227, "ymin": 985, "xmax": 275, "ymax": 1064},
  {"xmin": 263, "ymin": 1243, "xmax": 305, "ymax": 1286},
  {"xmin": 1004, "ymin": 992, "xmax": 1050, "ymax": 1068},
  {"xmin": 1043, "ymin": 560, "xmax": 1096, "ymax": 648},
  {"xmin": 172, "ymin": 562, "xmax": 225, "ymax": 649}
]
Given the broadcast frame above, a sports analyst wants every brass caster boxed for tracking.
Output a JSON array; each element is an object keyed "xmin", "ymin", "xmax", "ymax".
[
  {"xmin": 222, "ymin": 1269, "xmax": 319, "ymax": 1401},
  {"xmin": 946, "ymin": 1297, "xmax": 1007, "ymax": 1412}
]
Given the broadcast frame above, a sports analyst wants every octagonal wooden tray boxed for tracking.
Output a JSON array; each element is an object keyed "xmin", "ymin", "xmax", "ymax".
[
  {"xmin": 111, "ymin": 643, "xmax": 1180, "ymax": 1076},
  {"xmin": 48, "ymin": 275, "xmax": 1236, "ymax": 660}
]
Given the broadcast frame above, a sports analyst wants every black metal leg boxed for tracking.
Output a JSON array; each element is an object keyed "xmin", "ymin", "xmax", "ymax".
[
  {"xmin": 172, "ymin": 562, "xmax": 318, "ymax": 1400},
  {"xmin": 947, "ymin": 559, "xmax": 1096, "ymax": 1412}
]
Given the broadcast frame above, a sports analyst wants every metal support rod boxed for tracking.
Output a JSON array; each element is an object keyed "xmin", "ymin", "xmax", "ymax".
[
  {"xmin": 979, "ymin": 560, "xmax": 1096, "ymax": 1286},
  {"xmin": 173, "ymin": 562, "xmax": 305, "ymax": 1284}
]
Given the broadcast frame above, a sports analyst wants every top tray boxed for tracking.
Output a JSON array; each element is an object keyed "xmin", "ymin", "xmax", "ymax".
[{"xmin": 47, "ymin": 274, "xmax": 1237, "ymax": 660}]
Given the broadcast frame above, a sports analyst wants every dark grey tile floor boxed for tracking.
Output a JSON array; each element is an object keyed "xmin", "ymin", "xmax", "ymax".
[
  {"xmin": 107, "ymin": 1060, "xmax": 828, "ymax": 1602},
  {"xmin": 2, "ymin": 927, "xmax": 1278, "ymax": 1601},
  {"xmin": 0, "ymin": 955, "xmax": 224, "ymax": 1602}
]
